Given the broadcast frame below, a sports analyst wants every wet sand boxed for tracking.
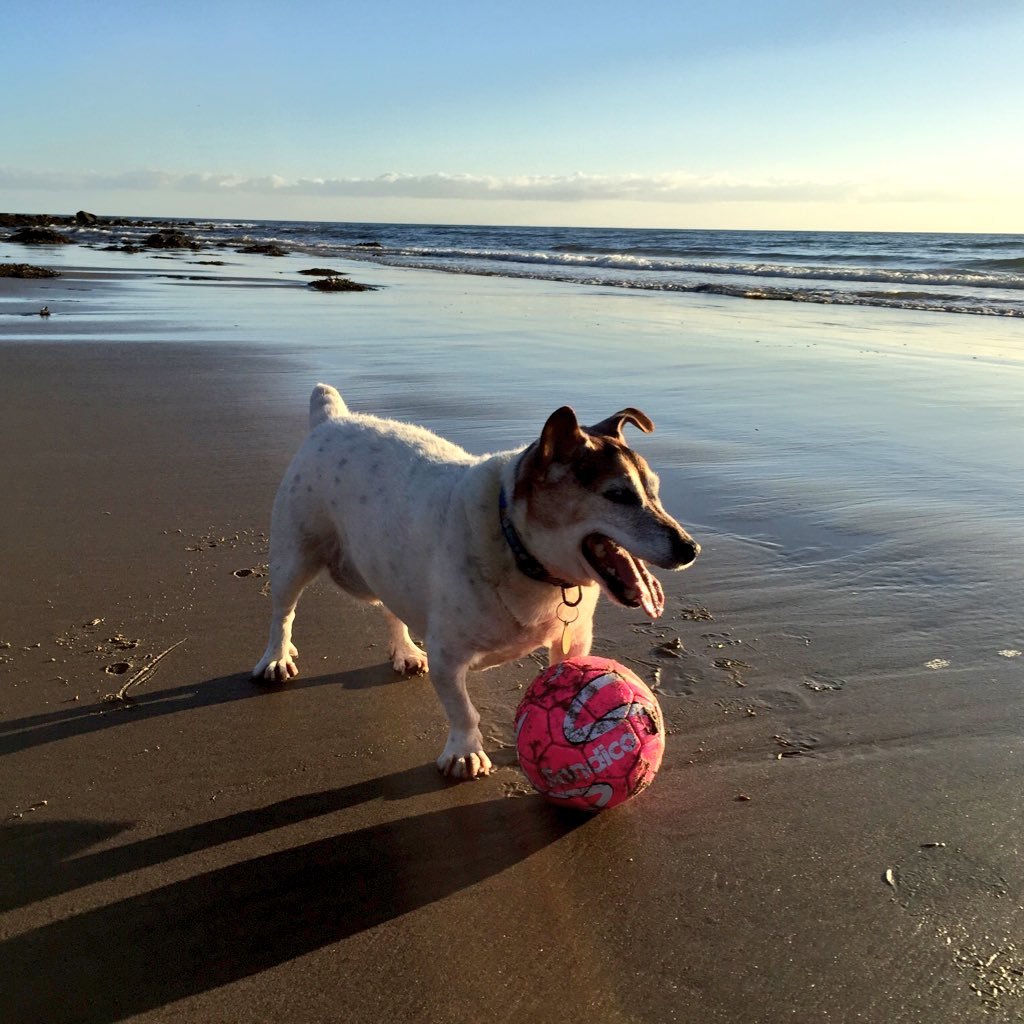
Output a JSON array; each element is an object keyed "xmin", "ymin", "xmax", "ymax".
[{"xmin": 2, "ymin": 255, "xmax": 1024, "ymax": 1023}]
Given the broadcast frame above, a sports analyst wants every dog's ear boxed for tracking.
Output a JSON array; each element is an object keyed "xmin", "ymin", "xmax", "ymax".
[
  {"xmin": 537, "ymin": 406, "xmax": 586, "ymax": 467},
  {"xmin": 588, "ymin": 408, "xmax": 655, "ymax": 442}
]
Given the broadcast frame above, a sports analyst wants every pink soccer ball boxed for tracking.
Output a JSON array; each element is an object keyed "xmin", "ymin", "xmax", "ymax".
[{"xmin": 515, "ymin": 656, "xmax": 666, "ymax": 812}]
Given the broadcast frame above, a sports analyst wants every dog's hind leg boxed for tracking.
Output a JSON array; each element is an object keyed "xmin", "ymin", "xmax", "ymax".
[
  {"xmin": 252, "ymin": 549, "xmax": 321, "ymax": 683},
  {"xmin": 382, "ymin": 608, "xmax": 429, "ymax": 675}
]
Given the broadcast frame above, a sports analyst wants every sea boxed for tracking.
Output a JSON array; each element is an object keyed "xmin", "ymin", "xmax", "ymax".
[{"xmin": 82, "ymin": 219, "xmax": 1024, "ymax": 318}]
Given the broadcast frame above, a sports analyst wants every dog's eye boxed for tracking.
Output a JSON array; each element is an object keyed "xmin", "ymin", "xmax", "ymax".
[{"xmin": 604, "ymin": 487, "xmax": 641, "ymax": 507}]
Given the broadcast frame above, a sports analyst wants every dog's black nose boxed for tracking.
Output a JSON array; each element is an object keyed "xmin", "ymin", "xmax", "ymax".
[{"xmin": 672, "ymin": 535, "xmax": 700, "ymax": 567}]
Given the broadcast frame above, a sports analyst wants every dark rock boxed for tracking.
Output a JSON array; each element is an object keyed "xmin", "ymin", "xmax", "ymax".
[
  {"xmin": 237, "ymin": 242, "xmax": 288, "ymax": 257},
  {"xmin": 298, "ymin": 267, "xmax": 349, "ymax": 276},
  {"xmin": 308, "ymin": 277, "xmax": 374, "ymax": 292},
  {"xmin": 0, "ymin": 263, "xmax": 60, "ymax": 278},
  {"xmin": 145, "ymin": 231, "xmax": 197, "ymax": 249},
  {"xmin": 8, "ymin": 227, "xmax": 73, "ymax": 245},
  {"xmin": 353, "ymin": 241, "xmax": 383, "ymax": 249},
  {"xmin": 75, "ymin": 210, "xmax": 98, "ymax": 225}
]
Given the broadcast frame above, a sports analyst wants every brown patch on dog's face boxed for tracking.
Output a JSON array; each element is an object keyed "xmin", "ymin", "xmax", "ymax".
[
  {"xmin": 516, "ymin": 406, "xmax": 662, "ymax": 523},
  {"xmin": 572, "ymin": 439, "xmax": 656, "ymax": 503}
]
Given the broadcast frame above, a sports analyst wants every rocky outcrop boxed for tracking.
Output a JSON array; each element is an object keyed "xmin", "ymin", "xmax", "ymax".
[
  {"xmin": 0, "ymin": 213, "xmax": 75, "ymax": 228},
  {"xmin": 7, "ymin": 227, "xmax": 73, "ymax": 245},
  {"xmin": 0, "ymin": 263, "xmax": 61, "ymax": 278}
]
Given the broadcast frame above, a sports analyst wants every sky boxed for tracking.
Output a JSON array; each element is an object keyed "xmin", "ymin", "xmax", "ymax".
[{"xmin": 3, "ymin": 0, "xmax": 1023, "ymax": 232}]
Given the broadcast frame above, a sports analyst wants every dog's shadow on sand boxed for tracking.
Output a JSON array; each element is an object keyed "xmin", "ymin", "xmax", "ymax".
[
  {"xmin": 1, "ymin": 764, "xmax": 584, "ymax": 1023},
  {"xmin": 0, "ymin": 663, "xmax": 400, "ymax": 758}
]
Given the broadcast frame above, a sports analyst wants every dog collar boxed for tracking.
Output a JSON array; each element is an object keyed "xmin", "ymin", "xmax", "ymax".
[{"xmin": 498, "ymin": 486, "xmax": 573, "ymax": 589}]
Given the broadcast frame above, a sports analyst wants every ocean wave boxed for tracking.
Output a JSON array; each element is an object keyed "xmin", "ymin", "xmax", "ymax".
[
  {"xmin": 330, "ymin": 241, "xmax": 1024, "ymax": 291},
  {"xmin": 967, "ymin": 256, "xmax": 1024, "ymax": 272},
  {"xmin": 957, "ymin": 235, "xmax": 1024, "ymax": 250},
  {"xmin": 330, "ymin": 251, "xmax": 1023, "ymax": 317},
  {"xmin": 551, "ymin": 243, "xmax": 731, "ymax": 258},
  {"xmin": 549, "ymin": 243, "xmax": 902, "ymax": 265}
]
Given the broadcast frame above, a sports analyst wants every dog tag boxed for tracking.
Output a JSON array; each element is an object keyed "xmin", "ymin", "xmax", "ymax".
[
  {"xmin": 557, "ymin": 598, "xmax": 580, "ymax": 657},
  {"xmin": 561, "ymin": 624, "xmax": 573, "ymax": 656}
]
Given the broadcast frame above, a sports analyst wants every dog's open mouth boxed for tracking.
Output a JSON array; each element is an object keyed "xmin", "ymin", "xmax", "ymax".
[{"xmin": 582, "ymin": 534, "xmax": 665, "ymax": 618}]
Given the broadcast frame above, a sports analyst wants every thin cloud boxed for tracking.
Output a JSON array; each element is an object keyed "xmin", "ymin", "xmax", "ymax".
[{"xmin": 0, "ymin": 167, "xmax": 946, "ymax": 204}]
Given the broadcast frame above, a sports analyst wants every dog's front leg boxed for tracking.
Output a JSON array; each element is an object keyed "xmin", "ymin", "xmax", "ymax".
[{"xmin": 425, "ymin": 640, "xmax": 492, "ymax": 779}]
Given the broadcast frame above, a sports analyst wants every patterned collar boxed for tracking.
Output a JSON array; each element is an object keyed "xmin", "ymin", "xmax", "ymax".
[{"xmin": 498, "ymin": 485, "xmax": 572, "ymax": 588}]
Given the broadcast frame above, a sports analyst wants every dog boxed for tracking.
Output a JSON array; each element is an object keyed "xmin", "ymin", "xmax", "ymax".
[{"xmin": 252, "ymin": 384, "xmax": 700, "ymax": 779}]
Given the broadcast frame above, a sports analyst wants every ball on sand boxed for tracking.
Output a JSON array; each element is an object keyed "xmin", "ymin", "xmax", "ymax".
[{"xmin": 515, "ymin": 656, "xmax": 665, "ymax": 812}]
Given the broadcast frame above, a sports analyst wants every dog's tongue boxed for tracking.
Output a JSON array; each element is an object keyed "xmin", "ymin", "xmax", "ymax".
[
  {"xmin": 640, "ymin": 561, "xmax": 666, "ymax": 619},
  {"xmin": 594, "ymin": 538, "xmax": 665, "ymax": 618}
]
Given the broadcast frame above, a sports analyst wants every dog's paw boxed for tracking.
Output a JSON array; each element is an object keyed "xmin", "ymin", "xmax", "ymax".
[
  {"xmin": 436, "ymin": 733, "xmax": 492, "ymax": 780},
  {"xmin": 391, "ymin": 645, "xmax": 429, "ymax": 676},
  {"xmin": 252, "ymin": 648, "xmax": 299, "ymax": 684}
]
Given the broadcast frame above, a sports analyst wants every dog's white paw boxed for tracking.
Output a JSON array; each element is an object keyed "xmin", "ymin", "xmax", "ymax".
[
  {"xmin": 436, "ymin": 733, "xmax": 492, "ymax": 779},
  {"xmin": 391, "ymin": 644, "xmax": 429, "ymax": 676},
  {"xmin": 252, "ymin": 648, "xmax": 299, "ymax": 683}
]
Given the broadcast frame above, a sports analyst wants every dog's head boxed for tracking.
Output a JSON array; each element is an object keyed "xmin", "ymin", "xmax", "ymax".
[{"xmin": 513, "ymin": 406, "xmax": 699, "ymax": 616}]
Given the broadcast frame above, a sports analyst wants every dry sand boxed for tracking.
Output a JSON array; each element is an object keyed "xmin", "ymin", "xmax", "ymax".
[{"xmin": 1, "ymin": 261, "xmax": 1023, "ymax": 1024}]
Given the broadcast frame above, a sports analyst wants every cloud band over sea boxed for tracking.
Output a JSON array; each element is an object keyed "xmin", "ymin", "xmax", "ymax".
[{"xmin": 0, "ymin": 168, "xmax": 945, "ymax": 204}]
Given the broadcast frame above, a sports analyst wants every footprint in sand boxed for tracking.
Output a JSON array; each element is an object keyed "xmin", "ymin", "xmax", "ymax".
[{"xmin": 802, "ymin": 673, "xmax": 844, "ymax": 693}]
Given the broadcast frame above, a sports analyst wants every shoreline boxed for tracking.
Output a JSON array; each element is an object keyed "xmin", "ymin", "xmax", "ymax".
[
  {"xmin": 5, "ymin": 209, "xmax": 1024, "ymax": 319},
  {"xmin": 2, "ymin": 244, "xmax": 1023, "ymax": 1022}
]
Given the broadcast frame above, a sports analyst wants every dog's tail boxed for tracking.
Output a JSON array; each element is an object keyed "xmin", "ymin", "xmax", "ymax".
[{"xmin": 309, "ymin": 383, "xmax": 348, "ymax": 429}]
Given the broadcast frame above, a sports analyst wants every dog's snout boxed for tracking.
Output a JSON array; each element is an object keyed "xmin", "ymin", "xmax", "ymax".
[{"xmin": 671, "ymin": 533, "xmax": 700, "ymax": 568}]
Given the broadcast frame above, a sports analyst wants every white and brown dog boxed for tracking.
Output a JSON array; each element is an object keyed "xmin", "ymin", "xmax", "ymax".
[{"xmin": 253, "ymin": 384, "xmax": 699, "ymax": 779}]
